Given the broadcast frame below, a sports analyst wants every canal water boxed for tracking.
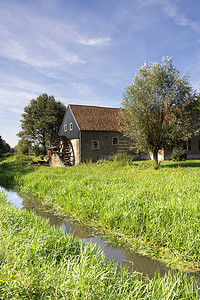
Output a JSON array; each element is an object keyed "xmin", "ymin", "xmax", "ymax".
[{"xmin": 1, "ymin": 185, "xmax": 170, "ymax": 278}]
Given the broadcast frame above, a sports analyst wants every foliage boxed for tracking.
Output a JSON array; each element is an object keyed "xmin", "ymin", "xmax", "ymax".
[
  {"xmin": 0, "ymin": 136, "xmax": 10, "ymax": 155},
  {"xmin": 32, "ymin": 144, "xmax": 47, "ymax": 157},
  {"xmin": 110, "ymin": 152, "xmax": 133, "ymax": 166},
  {"xmin": 0, "ymin": 191, "xmax": 199, "ymax": 299},
  {"xmin": 18, "ymin": 93, "xmax": 66, "ymax": 155},
  {"xmin": 14, "ymin": 154, "xmax": 33, "ymax": 165},
  {"xmin": 15, "ymin": 138, "xmax": 31, "ymax": 154},
  {"xmin": 120, "ymin": 57, "xmax": 199, "ymax": 164},
  {"xmin": 171, "ymin": 148, "xmax": 187, "ymax": 161}
]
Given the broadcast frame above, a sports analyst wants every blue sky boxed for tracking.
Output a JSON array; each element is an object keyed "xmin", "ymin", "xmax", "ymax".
[{"xmin": 1, "ymin": 0, "xmax": 200, "ymax": 147}]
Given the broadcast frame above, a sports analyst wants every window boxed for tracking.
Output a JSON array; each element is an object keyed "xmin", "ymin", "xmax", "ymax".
[
  {"xmin": 92, "ymin": 140, "xmax": 99, "ymax": 149},
  {"xmin": 112, "ymin": 137, "xmax": 119, "ymax": 145},
  {"xmin": 197, "ymin": 124, "xmax": 200, "ymax": 134},
  {"xmin": 183, "ymin": 139, "xmax": 191, "ymax": 151},
  {"xmin": 188, "ymin": 139, "xmax": 191, "ymax": 151},
  {"xmin": 70, "ymin": 123, "xmax": 73, "ymax": 130},
  {"xmin": 64, "ymin": 124, "xmax": 67, "ymax": 132}
]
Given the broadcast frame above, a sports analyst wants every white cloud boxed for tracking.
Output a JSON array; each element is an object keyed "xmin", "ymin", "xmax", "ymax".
[
  {"xmin": 0, "ymin": 79, "xmax": 43, "ymax": 94},
  {"xmin": 0, "ymin": 85, "xmax": 38, "ymax": 111},
  {"xmin": 71, "ymin": 82, "xmax": 93, "ymax": 95},
  {"xmin": 162, "ymin": 2, "xmax": 200, "ymax": 30},
  {"xmin": 0, "ymin": 28, "xmax": 85, "ymax": 68},
  {"xmin": 140, "ymin": 0, "xmax": 200, "ymax": 31},
  {"xmin": 79, "ymin": 37, "xmax": 111, "ymax": 46},
  {"xmin": 0, "ymin": 4, "xmax": 111, "ymax": 70}
]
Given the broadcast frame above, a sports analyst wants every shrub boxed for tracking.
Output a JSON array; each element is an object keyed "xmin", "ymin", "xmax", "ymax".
[
  {"xmin": 171, "ymin": 149, "xmax": 187, "ymax": 161},
  {"xmin": 14, "ymin": 154, "xmax": 33, "ymax": 165},
  {"xmin": 110, "ymin": 152, "xmax": 133, "ymax": 165}
]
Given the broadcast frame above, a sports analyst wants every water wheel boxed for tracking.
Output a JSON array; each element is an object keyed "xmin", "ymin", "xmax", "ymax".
[{"xmin": 54, "ymin": 136, "xmax": 75, "ymax": 166}]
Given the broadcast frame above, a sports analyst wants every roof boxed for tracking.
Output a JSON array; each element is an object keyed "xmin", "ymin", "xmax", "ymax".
[{"xmin": 69, "ymin": 104, "xmax": 121, "ymax": 131}]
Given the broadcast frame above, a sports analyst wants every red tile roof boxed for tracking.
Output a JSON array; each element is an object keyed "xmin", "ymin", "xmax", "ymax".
[{"xmin": 70, "ymin": 104, "xmax": 120, "ymax": 131}]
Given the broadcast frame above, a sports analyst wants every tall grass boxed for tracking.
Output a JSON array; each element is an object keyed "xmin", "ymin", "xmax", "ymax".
[
  {"xmin": 1, "ymin": 157, "xmax": 200, "ymax": 269},
  {"xmin": 0, "ymin": 191, "xmax": 199, "ymax": 299}
]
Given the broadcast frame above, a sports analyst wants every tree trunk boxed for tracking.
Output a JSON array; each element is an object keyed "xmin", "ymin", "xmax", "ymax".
[
  {"xmin": 152, "ymin": 149, "xmax": 158, "ymax": 167},
  {"xmin": 41, "ymin": 133, "xmax": 46, "ymax": 156}
]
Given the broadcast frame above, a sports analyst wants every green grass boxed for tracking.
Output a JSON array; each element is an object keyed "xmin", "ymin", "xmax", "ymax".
[
  {"xmin": 1, "ymin": 156, "xmax": 200, "ymax": 270},
  {"xmin": 0, "ymin": 190, "xmax": 199, "ymax": 299}
]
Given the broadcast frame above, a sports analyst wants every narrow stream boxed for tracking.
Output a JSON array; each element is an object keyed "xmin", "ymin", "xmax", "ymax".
[{"xmin": 1, "ymin": 185, "xmax": 170, "ymax": 278}]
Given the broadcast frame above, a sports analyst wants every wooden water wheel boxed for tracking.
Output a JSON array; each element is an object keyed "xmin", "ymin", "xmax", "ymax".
[{"xmin": 54, "ymin": 136, "xmax": 75, "ymax": 166}]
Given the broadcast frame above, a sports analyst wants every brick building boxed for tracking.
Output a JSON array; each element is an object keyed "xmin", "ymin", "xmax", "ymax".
[
  {"xmin": 163, "ymin": 109, "xmax": 200, "ymax": 160},
  {"xmin": 48, "ymin": 104, "xmax": 200, "ymax": 166},
  {"xmin": 49, "ymin": 104, "xmax": 147, "ymax": 166}
]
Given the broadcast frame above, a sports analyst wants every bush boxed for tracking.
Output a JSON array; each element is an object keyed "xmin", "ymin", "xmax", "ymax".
[
  {"xmin": 14, "ymin": 154, "xmax": 33, "ymax": 165},
  {"xmin": 110, "ymin": 152, "xmax": 133, "ymax": 166},
  {"xmin": 171, "ymin": 149, "xmax": 187, "ymax": 161}
]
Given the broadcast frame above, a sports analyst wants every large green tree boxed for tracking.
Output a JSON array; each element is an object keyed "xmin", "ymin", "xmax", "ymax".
[
  {"xmin": 120, "ymin": 57, "xmax": 199, "ymax": 164},
  {"xmin": 18, "ymin": 94, "xmax": 66, "ymax": 153}
]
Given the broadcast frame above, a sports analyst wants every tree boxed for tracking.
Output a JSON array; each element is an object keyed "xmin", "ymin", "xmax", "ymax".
[
  {"xmin": 120, "ymin": 57, "xmax": 199, "ymax": 165},
  {"xmin": 0, "ymin": 136, "xmax": 4, "ymax": 155},
  {"xmin": 15, "ymin": 139, "xmax": 31, "ymax": 154},
  {"xmin": 0, "ymin": 136, "xmax": 11, "ymax": 155},
  {"xmin": 18, "ymin": 94, "xmax": 66, "ymax": 154}
]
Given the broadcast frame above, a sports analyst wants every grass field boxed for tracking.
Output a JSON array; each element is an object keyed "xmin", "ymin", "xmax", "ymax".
[
  {"xmin": 0, "ymin": 190, "xmax": 199, "ymax": 299},
  {"xmin": 1, "ymin": 156, "xmax": 200, "ymax": 271}
]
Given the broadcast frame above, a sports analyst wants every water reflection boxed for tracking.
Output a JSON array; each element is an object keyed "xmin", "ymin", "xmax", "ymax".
[{"xmin": 1, "ymin": 186, "xmax": 169, "ymax": 278}]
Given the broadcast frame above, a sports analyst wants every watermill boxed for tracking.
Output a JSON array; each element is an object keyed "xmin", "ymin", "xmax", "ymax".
[{"xmin": 48, "ymin": 136, "xmax": 75, "ymax": 166}]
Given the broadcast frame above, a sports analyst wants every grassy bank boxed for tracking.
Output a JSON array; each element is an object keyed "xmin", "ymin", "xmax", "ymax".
[
  {"xmin": 1, "ymin": 156, "xmax": 200, "ymax": 271},
  {"xmin": 0, "ymin": 190, "xmax": 199, "ymax": 299}
]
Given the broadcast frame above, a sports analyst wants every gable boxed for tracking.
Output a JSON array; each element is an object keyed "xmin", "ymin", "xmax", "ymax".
[{"xmin": 59, "ymin": 105, "xmax": 80, "ymax": 139}]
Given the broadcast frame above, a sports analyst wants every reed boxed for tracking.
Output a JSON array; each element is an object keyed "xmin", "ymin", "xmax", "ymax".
[{"xmin": 0, "ymin": 191, "xmax": 199, "ymax": 299}]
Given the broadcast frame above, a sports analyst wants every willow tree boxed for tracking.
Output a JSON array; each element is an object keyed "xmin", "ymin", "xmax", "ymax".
[{"xmin": 120, "ymin": 57, "xmax": 199, "ymax": 164}]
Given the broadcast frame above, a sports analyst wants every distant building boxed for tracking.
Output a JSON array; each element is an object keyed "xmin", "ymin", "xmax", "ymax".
[
  {"xmin": 48, "ymin": 104, "xmax": 147, "ymax": 166},
  {"xmin": 163, "ymin": 109, "xmax": 200, "ymax": 160},
  {"xmin": 48, "ymin": 104, "xmax": 200, "ymax": 166}
]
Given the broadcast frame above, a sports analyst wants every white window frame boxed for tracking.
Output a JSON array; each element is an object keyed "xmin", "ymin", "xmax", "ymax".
[
  {"xmin": 112, "ymin": 137, "xmax": 119, "ymax": 145},
  {"xmin": 92, "ymin": 140, "xmax": 99, "ymax": 149},
  {"xmin": 69, "ymin": 123, "xmax": 73, "ymax": 131},
  {"xmin": 183, "ymin": 139, "xmax": 191, "ymax": 151},
  {"xmin": 64, "ymin": 124, "xmax": 67, "ymax": 132},
  {"xmin": 197, "ymin": 124, "xmax": 200, "ymax": 134}
]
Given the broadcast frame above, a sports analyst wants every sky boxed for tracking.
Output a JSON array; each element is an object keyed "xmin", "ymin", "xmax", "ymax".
[{"xmin": 1, "ymin": 0, "xmax": 200, "ymax": 147}]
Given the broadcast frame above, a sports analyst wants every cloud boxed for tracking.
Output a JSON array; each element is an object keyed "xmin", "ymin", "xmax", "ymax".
[
  {"xmin": 79, "ymin": 37, "xmax": 111, "ymax": 46},
  {"xmin": 140, "ymin": 0, "xmax": 200, "ymax": 31},
  {"xmin": 162, "ymin": 2, "xmax": 200, "ymax": 30},
  {"xmin": 0, "ymin": 83, "xmax": 38, "ymax": 111},
  {"xmin": 71, "ymin": 82, "xmax": 93, "ymax": 95},
  {"xmin": 0, "ymin": 26, "xmax": 85, "ymax": 68},
  {"xmin": 0, "ymin": 4, "xmax": 111, "ymax": 71},
  {"xmin": 0, "ymin": 79, "xmax": 43, "ymax": 94}
]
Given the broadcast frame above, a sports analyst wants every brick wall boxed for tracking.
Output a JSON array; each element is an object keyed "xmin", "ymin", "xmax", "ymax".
[
  {"xmin": 80, "ymin": 131, "xmax": 135, "ymax": 162},
  {"xmin": 164, "ymin": 110, "xmax": 200, "ymax": 159}
]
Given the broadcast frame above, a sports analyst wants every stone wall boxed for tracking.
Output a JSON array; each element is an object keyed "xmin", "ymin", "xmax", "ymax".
[{"xmin": 49, "ymin": 153, "xmax": 65, "ymax": 167}]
